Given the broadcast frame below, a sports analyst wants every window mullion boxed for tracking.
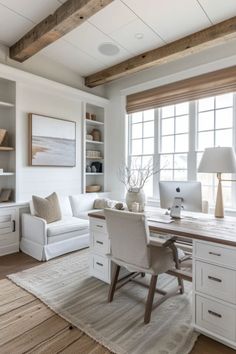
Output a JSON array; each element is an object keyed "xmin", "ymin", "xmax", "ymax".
[
  {"xmin": 188, "ymin": 101, "xmax": 197, "ymax": 180},
  {"xmin": 232, "ymin": 93, "xmax": 236, "ymax": 208},
  {"xmin": 153, "ymin": 108, "xmax": 160, "ymax": 198},
  {"xmin": 128, "ymin": 115, "xmax": 132, "ymax": 167}
]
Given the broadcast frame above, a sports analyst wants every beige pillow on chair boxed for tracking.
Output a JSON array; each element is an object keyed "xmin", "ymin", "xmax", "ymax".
[{"xmin": 32, "ymin": 192, "xmax": 62, "ymax": 224}]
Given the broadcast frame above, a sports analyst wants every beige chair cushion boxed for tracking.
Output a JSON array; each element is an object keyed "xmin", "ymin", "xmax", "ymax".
[{"xmin": 32, "ymin": 192, "xmax": 62, "ymax": 224}]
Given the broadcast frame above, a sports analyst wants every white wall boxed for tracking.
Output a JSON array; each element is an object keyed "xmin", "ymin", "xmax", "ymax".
[
  {"xmin": 0, "ymin": 44, "xmax": 106, "ymax": 98},
  {"xmin": 0, "ymin": 61, "xmax": 109, "ymax": 202},
  {"xmin": 105, "ymin": 39, "xmax": 236, "ymax": 199},
  {"xmin": 15, "ymin": 82, "xmax": 83, "ymax": 201}
]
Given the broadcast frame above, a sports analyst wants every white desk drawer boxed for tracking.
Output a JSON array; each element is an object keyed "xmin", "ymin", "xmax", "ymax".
[
  {"xmin": 90, "ymin": 219, "xmax": 107, "ymax": 234},
  {"xmin": 92, "ymin": 231, "xmax": 110, "ymax": 255},
  {"xmin": 90, "ymin": 253, "xmax": 110, "ymax": 283},
  {"xmin": 196, "ymin": 295, "xmax": 236, "ymax": 341},
  {"xmin": 196, "ymin": 261, "xmax": 236, "ymax": 304},
  {"xmin": 195, "ymin": 241, "xmax": 236, "ymax": 268}
]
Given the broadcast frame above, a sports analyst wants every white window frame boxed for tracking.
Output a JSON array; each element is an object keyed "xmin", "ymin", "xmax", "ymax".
[{"xmin": 127, "ymin": 93, "xmax": 236, "ymax": 209}]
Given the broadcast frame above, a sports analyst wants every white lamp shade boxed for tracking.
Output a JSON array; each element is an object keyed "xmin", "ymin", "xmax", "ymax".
[{"xmin": 198, "ymin": 147, "xmax": 236, "ymax": 173}]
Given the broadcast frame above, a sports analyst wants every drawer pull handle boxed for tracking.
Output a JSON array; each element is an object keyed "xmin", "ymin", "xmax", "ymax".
[
  {"xmin": 12, "ymin": 220, "xmax": 16, "ymax": 232},
  {"xmin": 96, "ymin": 225, "xmax": 103, "ymax": 228},
  {"xmin": 208, "ymin": 310, "xmax": 222, "ymax": 318},
  {"xmin": 208, "ymin": 276, "xmax": 222, "ymax": 283},
  {"xmin": 96, "ymin": 240, "xmax": 104, "ymax": 245},
  {"xmin": 209, "ymin": 251, "xmax": 221, "ymax": 257},
  {"xmin": 96, "ymin": 262, "xmax": 103, "ymax": 267}
]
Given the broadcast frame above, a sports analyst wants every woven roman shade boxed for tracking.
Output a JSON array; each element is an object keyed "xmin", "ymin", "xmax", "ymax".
[{"xmin": 126, "ymin": 66, "xmax": 236, "ymax": 114}]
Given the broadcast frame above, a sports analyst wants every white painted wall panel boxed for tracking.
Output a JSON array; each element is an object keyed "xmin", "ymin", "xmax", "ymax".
[{"xmin": 15, "ymin": 83, "xmax": 83, "ymax": 201}]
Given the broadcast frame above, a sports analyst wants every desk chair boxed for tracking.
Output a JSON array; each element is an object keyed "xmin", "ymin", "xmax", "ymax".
[{"xmin": 104, "ymin": 209, "xmax": 184, "ymax": 324}]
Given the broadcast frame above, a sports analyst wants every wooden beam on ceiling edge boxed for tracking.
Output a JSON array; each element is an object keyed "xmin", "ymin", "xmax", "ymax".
[
  {"xmin": 85, "ymin": 16, "xmax": 236, "ymax": 88},
  {"xmin": 9, "ymin": 0, "xmax": 113, "ymax": 62}
]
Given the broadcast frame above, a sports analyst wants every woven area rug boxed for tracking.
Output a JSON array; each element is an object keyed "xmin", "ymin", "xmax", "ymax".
[{"xmin": 8, "ymin": 249, "xmax": 198, "ymax": 354}]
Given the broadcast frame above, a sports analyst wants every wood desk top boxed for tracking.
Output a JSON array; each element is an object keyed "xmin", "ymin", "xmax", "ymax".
[{"xmin": 88, "ymin": 209, "xmax": 236, "ymax": 247}]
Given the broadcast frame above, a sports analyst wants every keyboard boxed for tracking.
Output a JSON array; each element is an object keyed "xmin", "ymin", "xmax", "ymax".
[{"xmin": 147, "ymin": 215, "xmax": 174, "ymax": 224}]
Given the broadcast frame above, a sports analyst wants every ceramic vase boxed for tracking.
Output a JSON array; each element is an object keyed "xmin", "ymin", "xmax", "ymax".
[{"xmin": 126, "ymin": 188, "xmax": 146, "ymax": 212}]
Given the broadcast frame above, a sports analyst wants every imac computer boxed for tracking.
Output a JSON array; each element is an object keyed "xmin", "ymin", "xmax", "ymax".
[{"xmin": 159, "ymin": 181, "xmax": 202, "ymax": 216}]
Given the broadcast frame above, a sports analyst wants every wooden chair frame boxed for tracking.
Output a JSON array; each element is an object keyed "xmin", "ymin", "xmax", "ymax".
[{"xmin": 108, "ymin": 241, "xmax": 185, "ymax": 324}]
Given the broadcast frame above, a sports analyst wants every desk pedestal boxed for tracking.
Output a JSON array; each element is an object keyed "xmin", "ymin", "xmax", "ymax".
[{"xmin": 193, "ymin": 239, "xmax": 236, "ymax": 350}]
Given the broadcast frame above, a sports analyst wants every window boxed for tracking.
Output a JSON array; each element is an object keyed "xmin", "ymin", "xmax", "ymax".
[
  {"xmin": 160, "ymin": 103, "xmax": 189, "ymax": 181},
  {"xmin": 127, "ymin": 92, "xmax": 236, "ymax": 208},
  {"xmin": 197, "ymin": 93, "xmax": 234, "ymax": 207},
  {"xmin": 129, "ymin": 110, "xmax": 154, "ymax": 197}
]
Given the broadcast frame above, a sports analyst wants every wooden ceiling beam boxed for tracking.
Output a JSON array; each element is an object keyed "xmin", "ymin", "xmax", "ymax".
[
  {"xmin": 85, "ymin": 16, "xmax": 236, "ymax": 88},
  {"xmin": 10, "ymin": 0, "xmax": 113, "ymax": 62}
]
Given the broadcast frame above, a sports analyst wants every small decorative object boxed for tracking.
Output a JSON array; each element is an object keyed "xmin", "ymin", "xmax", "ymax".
[
  {"xmin": 28, "ymin": 114, "xmax": 76, "ymax": 167},
  {"xmin": 91, "ymin": 114, "xmax": 96, "ymax": 121},
  {"xmin": 0, "ymin": 129, "xmax": 9, "ymax": 147},
  {"xmin": 86, "ymin": 165, "xmax": 91, "ymax": 173},
  {"xmin": 0, "ymin": 188, "xmax": 12, "ymax": 202},
  {"xmin": 86, "ymin": 134, "xmax": 93, "ymax": 141},
  {"xmin": 115, "ymin": 202, "xmax": 125, "ymax": 210},
  {"xmin": 132, "ymin": 202, "xmax": 140, "ymax": 213},
  {"xmin": 91, "ymin": 129, "xmax": 101, "ymax": 142},
  {"xmin": 91, "ymin": 165, "xmax": 97, "ymax": 173},
  {"xmin": 86, "ymin": 150, "xmax": 101, "ymax": 159},
  {"xmin": 0, "ymin": 169, "xmax": 3, "ymax": 174},
  {"xmin": 118, "ymin": 159, "xmax": 161, "ymax": 212},
  {"xmin": 86, "ymin": 112, "xmax": 91, "ymax": 120},
  {"xmin": 91, "ymin": 161, "xmax": 102, "ymax": 173},
  {"xmin": 126, "ymin": 189, "xmax": 146, "ymax": 212},
  {"xmin": 86, "ymin": 184, "xmax": 101, "ymax": 193}
]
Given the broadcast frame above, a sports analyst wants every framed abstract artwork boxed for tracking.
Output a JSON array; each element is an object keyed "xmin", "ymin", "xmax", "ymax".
[{"xmin": 28, "ymin": 113, "xmax": 76, "ymax": 167}]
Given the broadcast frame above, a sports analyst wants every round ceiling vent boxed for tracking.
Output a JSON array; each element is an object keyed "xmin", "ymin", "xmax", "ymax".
[
  {"xmin": 135, "ymin": 33, "xmax": 144, "ymax": 40},
  {"xmin": 98, "ymin": 42, "xmax": 120, "ymax": 56}
]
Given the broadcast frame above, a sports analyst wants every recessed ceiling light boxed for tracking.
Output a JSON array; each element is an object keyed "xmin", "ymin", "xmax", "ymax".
[
  {"xmin": 135, "ymin": 33, "xmax": 144, "ymax": 40},
  {"xmin": 98, "ymin": 43, "xmax": 120, "ymax": 56}
]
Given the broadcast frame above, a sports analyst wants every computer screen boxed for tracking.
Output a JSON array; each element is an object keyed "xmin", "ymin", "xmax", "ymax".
[{"xmin": 159, "ymin": 181, "xmax": 202, "ymax": 212}]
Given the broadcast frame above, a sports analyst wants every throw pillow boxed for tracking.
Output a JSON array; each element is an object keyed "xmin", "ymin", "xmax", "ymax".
[
  {"xmin": 32, "ymin": 192, "xmax": 62, "ymax": 224},
  {"xmin": 93, "ymin": 198, "xmax": 117, "ymax": 209},
  {"xmin": 93, "ymin": 198, "xmax": 109, "ymax": 209}
]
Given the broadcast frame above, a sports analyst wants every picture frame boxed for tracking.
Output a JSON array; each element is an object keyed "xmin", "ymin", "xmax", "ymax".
[{"xmin": 28, "ymin": 113, "xmax": 76, "ymax": 167}]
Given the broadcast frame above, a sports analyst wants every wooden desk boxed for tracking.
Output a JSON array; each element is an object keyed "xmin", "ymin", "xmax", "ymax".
[
  {"xmin": 89, "ymin": 209, "xmax": 236, "ymax": 246},
  {"xmin": 88, "ymin": 209, "xmax": 236, "ymax": 350}
]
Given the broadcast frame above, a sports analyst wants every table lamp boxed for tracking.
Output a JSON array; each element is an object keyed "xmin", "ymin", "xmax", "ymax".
[{"xmin": 198, "ymin": 147, "xmax": 236, "ymax": 218}]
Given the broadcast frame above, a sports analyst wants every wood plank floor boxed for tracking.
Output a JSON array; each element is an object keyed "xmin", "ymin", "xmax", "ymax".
[{"xmin": 0, "ymin": 252, "xmax": 235, "ymax": 354}]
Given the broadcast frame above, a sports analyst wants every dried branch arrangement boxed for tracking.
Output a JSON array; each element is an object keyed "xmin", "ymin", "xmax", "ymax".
[{"xmin": 118, "ymin": 159, "xmax": 161, "ymax": 192}]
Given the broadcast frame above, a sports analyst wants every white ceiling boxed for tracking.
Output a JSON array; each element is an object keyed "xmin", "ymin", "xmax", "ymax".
[{"xmin": 0, "ymin": 0, "xmax": 236, "ymax": 76}]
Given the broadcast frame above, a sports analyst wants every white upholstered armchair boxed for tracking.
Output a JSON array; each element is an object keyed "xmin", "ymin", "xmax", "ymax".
[{"xmin": 20, "ymin": 196, "xmax": 90, "ymax": 261}]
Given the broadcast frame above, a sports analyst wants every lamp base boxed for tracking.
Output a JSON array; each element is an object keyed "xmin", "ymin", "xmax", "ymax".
[{"xmin": 215, "ymin": 173, "xmax": 224, "ymax": 218}]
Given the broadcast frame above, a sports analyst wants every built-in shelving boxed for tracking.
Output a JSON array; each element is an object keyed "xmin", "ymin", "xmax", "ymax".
[
  {"xmin": 86, "ymin": 140, "xmax": 104, "ymax": 145},
  {"xmin": 0, "ymin": 147, "xmax": 14, "ymax": 151},
  {"xmin": 86, "ymin": 173, "xmax": 104, "ymax": 176},
  {"xmin": 83, "ymin": 102, "xmax": 106, "ymax": 194},
  {"xmin": 0, "ymin": 78, "xmax": 16, "ymax": 201},
  {"xmin": 86, "ymin": 157, "xmax": 103, "ymax": 160},
  {"xmin": 0, "ymin": 172, "xmax": 15, "ymax": 176},
  {"xmin": 0, "ymin": 101, "xmax": 15, "ymax": 108},
  {"xmin": 86, "ymin": 119, "xmax": 104, "ymax": 126}
]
